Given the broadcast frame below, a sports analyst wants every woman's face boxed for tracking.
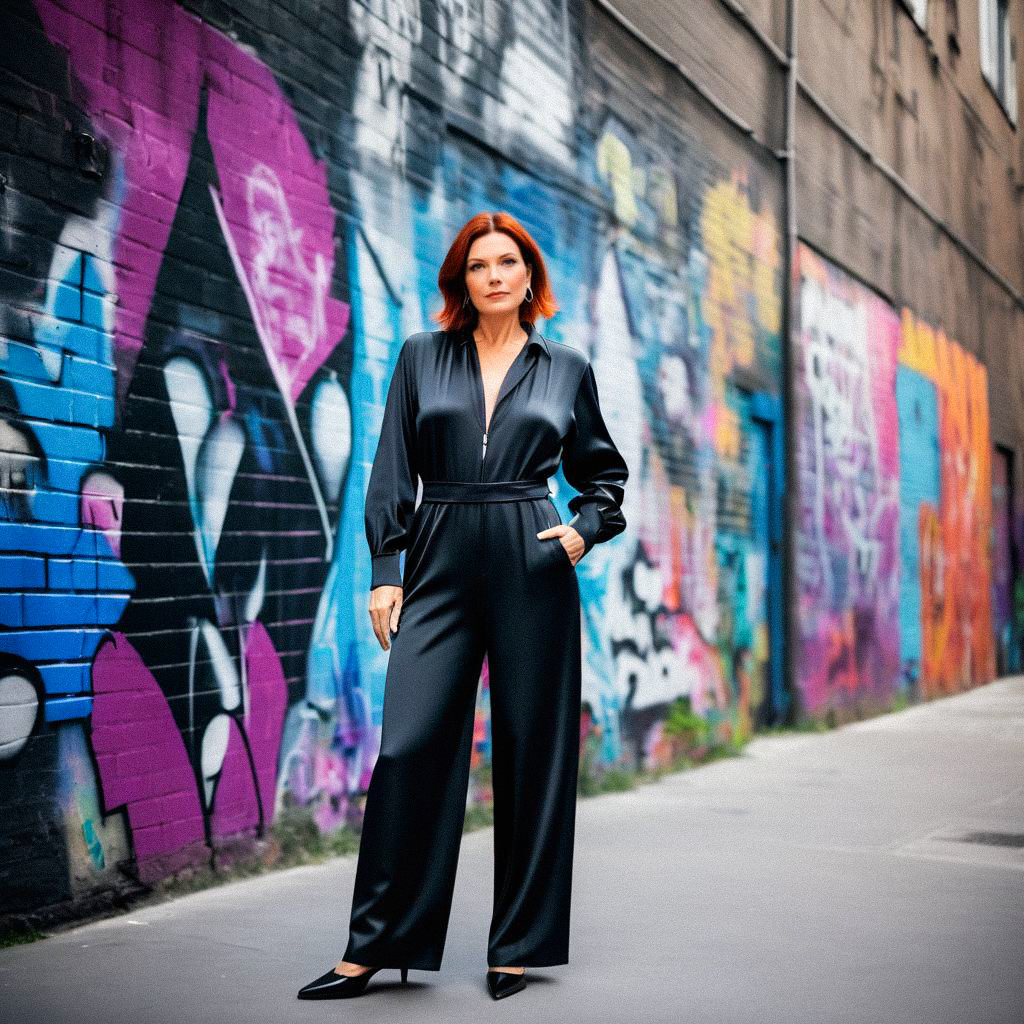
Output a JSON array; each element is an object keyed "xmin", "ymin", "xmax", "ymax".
[{"xmin": 464, "ymin": 232, "xmax": 532, "ymax": 318}]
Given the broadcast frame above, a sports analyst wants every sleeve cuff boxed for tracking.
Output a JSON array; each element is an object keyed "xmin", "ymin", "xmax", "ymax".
[
  {"xmin": 370, "ymin": 553, "xmax": 403, "ymax": 589},
  {"xmin": 567, "ymin": 503, "xmax": 603, "ymax": 554}
]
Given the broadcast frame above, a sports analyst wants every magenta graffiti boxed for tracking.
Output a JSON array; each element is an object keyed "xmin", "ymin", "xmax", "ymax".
[
  {"xmin": 794, "ymin": 246, "xmax": 903, "ymax": 712},
  {"xmin": 92, "ymin": 627, "xmax": 286, "ymax": 880},
  {"xmin": 30, "ymin": 0, "xmax": 350, "ymax": 874},
  {"xmin": 34, "ymin": 0, "xmax": 349, "ymax": 412},
  {"xmin": 91, "ymin": 633, "xmax": 207, "ymax": 880}
]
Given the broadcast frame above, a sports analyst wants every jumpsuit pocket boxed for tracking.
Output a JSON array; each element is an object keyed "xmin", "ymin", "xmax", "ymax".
[
  {"xmin": 401, "ymin": 501, "xmax": 434, "ymax": 587},
  {"xmin": 538, "ymin": 500, "xmax": 573, "ymax": 570}
]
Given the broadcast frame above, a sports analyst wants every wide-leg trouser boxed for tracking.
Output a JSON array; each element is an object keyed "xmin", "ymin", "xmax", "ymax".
[{"xmin": 342, "ymin": 482, "xmax": 582, "ymax": 970}]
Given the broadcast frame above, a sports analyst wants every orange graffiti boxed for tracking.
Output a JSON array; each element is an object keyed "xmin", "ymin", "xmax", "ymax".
[
  {"xmin": 900, "ymin": 311, "xmax": 995, "ymax": 695},
  {"xmin": 666, "ymin": 485, "xmax": 687, "ymax": 612},
  {"xmin": 824, "ymin": 608, "xmax": 860, "ymax": 695}
]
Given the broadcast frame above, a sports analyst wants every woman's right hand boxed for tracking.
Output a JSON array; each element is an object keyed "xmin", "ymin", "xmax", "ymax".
[{"xmin": 369, "ymin": 585, "xmax": 403, "ymax": 650}]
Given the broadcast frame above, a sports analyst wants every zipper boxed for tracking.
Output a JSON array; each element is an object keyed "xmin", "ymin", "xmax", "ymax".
[{"xmin": 482, "ymin": 430, "xmax": 488, "ymax": 460}]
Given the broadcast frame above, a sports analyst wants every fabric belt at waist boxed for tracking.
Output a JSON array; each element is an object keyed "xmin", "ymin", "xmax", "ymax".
[{"xmin": 420, "ymin": 479, "xmax": 551, "ymax": 503}]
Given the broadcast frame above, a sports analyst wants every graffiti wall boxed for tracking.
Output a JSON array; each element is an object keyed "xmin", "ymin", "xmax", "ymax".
[
  {"xmin": 794, "ymin": 243, "xmax": 997, "ymax": 714},
  {"xmin": 0, "ymin": 0, "xmax": 784, "ymax": 922},
  {"xmin": 898, "ymin": 308, "xmax": 996, "ymax": 695},
  {"xmin": 792, "ymin": 246, "xmax": 903, "ymax": 715},
  {"xmin": 587, "ymin": 154, "xmax": 786, "ymax": 768}
]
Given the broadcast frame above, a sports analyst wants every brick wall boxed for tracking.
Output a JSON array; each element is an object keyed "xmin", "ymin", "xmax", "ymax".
[{"xmin": 0, "ymin": 0, "xmax": 785, "ymax": 926}]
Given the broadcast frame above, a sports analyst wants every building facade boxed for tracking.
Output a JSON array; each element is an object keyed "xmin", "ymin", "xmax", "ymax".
[
  {"xmin": 1, "ymin": 0, "xmax": 1021, "ymax": 927},
  {"xmin": 604, "ymin": 0, "xmax": 1024, "ymax": 705}
]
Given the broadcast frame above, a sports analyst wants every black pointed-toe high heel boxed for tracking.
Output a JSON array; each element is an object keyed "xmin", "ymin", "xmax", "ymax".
[
  {"xmin": 486, "ymin": 968, "xmax": 527, "ymax": 1000},
  {"xmin": 297, "ymin": 965, "xmax": 409, "ymax": 999}
]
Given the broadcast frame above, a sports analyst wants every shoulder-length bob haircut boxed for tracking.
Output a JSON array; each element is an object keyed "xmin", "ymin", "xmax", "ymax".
[{"xmin": 434, "ymin": 211, "xmax": 559, "ymax": 333}]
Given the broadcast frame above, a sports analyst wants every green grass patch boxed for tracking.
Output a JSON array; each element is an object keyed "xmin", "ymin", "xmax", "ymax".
[{"xmin": 0, "ymin": 927, "xmax": 47, "ymax": 948}]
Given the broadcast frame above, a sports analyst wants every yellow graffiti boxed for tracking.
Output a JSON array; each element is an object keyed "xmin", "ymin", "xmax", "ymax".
[
  {"xmin": 596, "ymin": 129, "xmax": 680, "ymax": 231},
  {"xmin": 702, "ymin": 174, "xmax": 755, "ymax": 372},
  {"xmin": 713, "ymin": 402, "xmax": 741, "ymax": 461},
  {"xmin": 701, "ymin": 170, "xmax": 781, "ymax": 457},
  {"xmin": 597, "ymin": 131, "xmax": 639, "ymax": 227},
  {"xmin": 752, "ymin": 208, "xmax": 781, "ymax": 333}
]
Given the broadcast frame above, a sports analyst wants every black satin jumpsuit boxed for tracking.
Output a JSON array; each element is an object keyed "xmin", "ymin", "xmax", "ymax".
[{"xmin": 341, "ymin": 321, "xmax": 628, "ymax": 971}]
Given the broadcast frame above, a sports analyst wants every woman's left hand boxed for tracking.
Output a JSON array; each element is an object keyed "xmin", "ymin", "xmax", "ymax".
[{"xmin": 536, "ymin": 524, "xmax": 585, "ymax": 566}]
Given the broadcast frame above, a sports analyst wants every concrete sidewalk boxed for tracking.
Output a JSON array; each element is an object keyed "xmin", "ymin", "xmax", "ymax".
[{"xmin": 3, "ymin": 677, "xmax": 1022, "ymax": 1024}]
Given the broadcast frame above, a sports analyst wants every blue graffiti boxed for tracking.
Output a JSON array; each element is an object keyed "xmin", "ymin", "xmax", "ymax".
[{"xmin": 0, "ymin": 250, "xmax": 134, "ymax": 725}]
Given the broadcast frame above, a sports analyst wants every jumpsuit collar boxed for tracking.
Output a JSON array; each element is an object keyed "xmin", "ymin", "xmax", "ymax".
[
  {"xmin": 458, "ymin": 321, "xmax": 549, "ymax": 436},
  {"xmin": 455, "ymin": 320, "xmax": 550, "ymax": 358}
]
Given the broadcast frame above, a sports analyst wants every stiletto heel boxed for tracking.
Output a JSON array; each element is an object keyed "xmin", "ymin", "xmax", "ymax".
[{"xmin": 401, "ymin": 967, "xmax": 409, "ymax": 984}]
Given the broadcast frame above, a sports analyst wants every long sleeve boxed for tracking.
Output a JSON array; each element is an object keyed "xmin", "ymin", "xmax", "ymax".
[
  {"xmin": 365, "ymin": 338, "xmax": 419, "ymax": 589},
  {"xmin": 562, "ymin": 362, "xmax": 629, "ymax": 555}
]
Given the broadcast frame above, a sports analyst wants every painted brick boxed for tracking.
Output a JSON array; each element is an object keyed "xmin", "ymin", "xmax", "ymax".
[
  {"xmin": 38, "ymin": 660, "xmax": 90, "ymax": 695},
  {"xmin": 0, "ymin": 555, "xmax": 47, "ymax": 589},
  {"xmin": 43, "ymin": 695, "xmax": 92, "ymax": 722},
  {"xmin": 23, "ymin": 592, "xmax": 100, "ymax": 627},
  {"xmin": 0, "ymin": 593, "xmax": 24, "ymax": 628}
]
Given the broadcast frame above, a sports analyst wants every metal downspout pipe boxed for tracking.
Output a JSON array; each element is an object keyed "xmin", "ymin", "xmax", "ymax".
[{"xmin": 780, "ymin": 0, "xmax": 799, "ymax": 724}]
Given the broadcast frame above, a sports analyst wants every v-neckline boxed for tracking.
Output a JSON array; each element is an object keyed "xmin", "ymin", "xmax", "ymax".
[{"xmin": 468, "ymin": 332, "xmax": 530, "ymax": 435}]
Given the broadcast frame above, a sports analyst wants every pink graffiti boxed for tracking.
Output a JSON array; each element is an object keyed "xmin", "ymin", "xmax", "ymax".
[
  {"xmin": 310, "ymin": 750, "xmax": 349, "ymax": 834},
  {"xmin": 35, "ymin": 0, "xmax": 349, "ymax": 411},
  {"xmin": 92, "ymin": 625, "xmax": 287, "ymax": 878},
  {"xmin": 80, "ymin": 471, "xmax": 124, "ymax": 559},
  {"xmin": 209, "ymin": 623, "xmax": 288, "ymax": 841},
  {"xmin": 795, "ymin": 246, "xmax": 903, "ymax": 711},
  {"xmin": 91, "ymin": 633, "xmax": 207, "ymax": 882}
]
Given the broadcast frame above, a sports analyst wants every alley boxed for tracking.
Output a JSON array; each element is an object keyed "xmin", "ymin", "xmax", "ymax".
[{"xmin": 3, "ymin": 677, "xmax": 1022, "ymax": 1024}]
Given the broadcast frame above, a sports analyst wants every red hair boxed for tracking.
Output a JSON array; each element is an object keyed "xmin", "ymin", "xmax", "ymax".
[{"xmin": 434, "ymin": 212, "xmax": 559, "ymax": 333}]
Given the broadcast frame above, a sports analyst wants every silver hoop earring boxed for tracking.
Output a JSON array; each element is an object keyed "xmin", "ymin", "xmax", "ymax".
[
  {"xmin": 524, "ymin": 285, "xmax": 533, "ymax": 303},
  {"xmin": 463, "ymin": 293, "xmax": 471, "ymax": 307}
]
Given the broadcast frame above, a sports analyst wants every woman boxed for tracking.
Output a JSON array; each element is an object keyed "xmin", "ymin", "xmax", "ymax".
[{"xmin": 298, "ymin": 212, "xmax": 628, "ymax": 1001}]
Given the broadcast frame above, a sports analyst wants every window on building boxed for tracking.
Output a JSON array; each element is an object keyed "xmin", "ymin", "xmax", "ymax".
[{"xmin": 980, "ymin": 0, "xmax": 1019, "ymax": 123}]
